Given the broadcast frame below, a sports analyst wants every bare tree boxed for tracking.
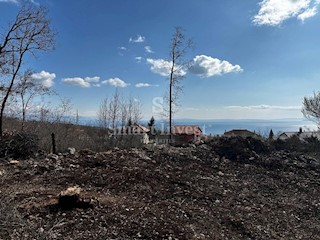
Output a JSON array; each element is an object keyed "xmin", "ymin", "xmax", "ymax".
[
  {"xmin": 120, "ymin": 97, "xmax": 141, "ymax": 128},
  {"xmin": 32, "ymin": 98, "xmax": 73, "ymax": 152},
  {"xmin": 15, "ymin": 69, "xmax": 52, "ymax": 131},
  {"xmin": 35, "ymin": 97, "xmax": 72, "ymax": 125},
  {"xmin": 132, "ymin": 99, "xmax": 142, "ymax": 124},
  {"xmin": 97, "ymin": 91, "xmax": 142, "ymax": 130},
  {"xmin": 302, "ymin": 91, "xmax": 320, "ymax": 127},
  {"xmin": 124, "ymin": 97, "xmax": 134, "ymax": 126},
  {"xmin": 109, "ymin": 89, "xmax": 120, "ymax": 129},
  {"xmin": 0, "ymin": 4, "xmax": 55, "ymax": 134},
  {"xmin": 97, "ymin": 96, "xmax": 109, "ymax": 129},
  {"xmin": 168, "ymin": 27, "xmax": 193, "ymax": 140},
  {"xmin": 120, "ymin": 100, "xmax": 128, "ymax": 128}
]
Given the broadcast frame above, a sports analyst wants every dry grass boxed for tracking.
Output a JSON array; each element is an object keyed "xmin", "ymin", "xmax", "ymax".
[{"xmin": 2, "ymin": 117, "xmax": 144, "ymax": 154}]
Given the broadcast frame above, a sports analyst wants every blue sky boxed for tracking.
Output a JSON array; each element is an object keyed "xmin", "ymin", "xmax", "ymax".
[{"xmin": 1, "ymin": 0, "xmax": 320, "ymax": 120}]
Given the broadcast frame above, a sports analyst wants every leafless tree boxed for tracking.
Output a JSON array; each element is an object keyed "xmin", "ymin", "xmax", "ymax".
[
  {"xmin": 32, "ymin": 98, "xmax": 73, "ymax": 152},
  {"xmin": 15, "ymin": 69, "xmax": 52, "ymax": 131},
  {"xmin": 0, "ymin": 3, "xmax": 55, "ymax": 134},
  {"xmin": 302, "ymin": 91, "xmax": 320, "ymax": 127},
  {"xmin": 97, "ymin": 96, "xmax": 109, "ymax": 129},
  {"xmin": 97, "ymin": 91, "xmax": 142, "ymax": 130},
  {"xmin": 120, "ymin": 100, "xmax": 128, "ymax": 128},
  {"xmin": 168, "ymin": 27, "xmax": 193, "ymax": 140},
  {"xmin": 109, "ymin": 89, "xmax": 120, "ymax": 129},
  {"xmin": 33, "ymin": 97, "xmax": 72, "ymax": 125},
  {"xmin": 131, "ymin": 99, "xmax": 142, "ymax": 124}
]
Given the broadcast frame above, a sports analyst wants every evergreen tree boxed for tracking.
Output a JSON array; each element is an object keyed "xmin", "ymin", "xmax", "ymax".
[
  {"xmin": 148, "ymin": 116, "xmax": 155, "ymax": 128},
  {"xmin": 269, "ymin": 129, "xmax": 274, "ymax": 140},
  {"xmin": 127, "ymin": 117, "xmax": 132, "ymax": 127},
  {"xmin": 148, "ymin": 116, "xmax": 156, "ymax": 134}
]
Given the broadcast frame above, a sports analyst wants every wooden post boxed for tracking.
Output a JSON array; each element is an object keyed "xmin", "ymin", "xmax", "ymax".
[{"xmin": 51, "ymin": 132, "xmax": 56, "ymax": 154}]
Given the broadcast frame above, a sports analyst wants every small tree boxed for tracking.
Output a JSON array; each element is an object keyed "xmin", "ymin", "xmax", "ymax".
[
  {"xmin": 109, "ymin": 89, "xmax": 120, "ymax": 129},
  {"xmin": 132, "ymin": 99, "xmax": 142, "ymax": 124},
  {"xmin": 97, "ymin": 90, "xmax": 142, "ymax": 130},
  {"xmin": 15, "ymin": 69, "xmax": 52, "ymax": 131},
  {"xmin": 268, "ymin": 129, "xmax": 274, "ymax": 140},
  {"xmin": 167, "ymin": 27, "xmax": 193, "ymax": 140},
  {"xmin": 127, "ymin": 118, "xmax": 132, "ymax": 127},
  {"xmin": 97, "ymin": 96, "xmax": 109, "ymax": 129},
  {"xmin": 302, "ymin": 91, "xmax": 320, "ymax": 127},
  {"xmin": 148, "ymin": 116, "xmax": 155, "ymax": 128},
  {"xmin": 148, "ymin": 116, "xmax": 156, "ymax": 135}
]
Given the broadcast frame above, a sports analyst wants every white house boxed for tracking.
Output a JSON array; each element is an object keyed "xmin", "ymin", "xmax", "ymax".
[{"xmin": 277, "ymin": 129, "xmax": 320, "ymax": 141}]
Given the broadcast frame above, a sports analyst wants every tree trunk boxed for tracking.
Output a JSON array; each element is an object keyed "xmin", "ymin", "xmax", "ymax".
[
  {"xmin": 21, "ymin": 93, "xmax": 26, "ymax": 132},
  {"xmin": 169, "ymin": 77, "xmax": 172, "ymax": 141},
  {"xmin": 0, "ymin": 53, "xmax": 23, "ymax": 135}
]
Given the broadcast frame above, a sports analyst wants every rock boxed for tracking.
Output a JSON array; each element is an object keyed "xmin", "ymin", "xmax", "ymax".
[
  {"xmin": 68, "ymin": 147, "xmax": 76, "ymax": 155},
  {"xmin": 9, "ymin": 160, "xmax": 19, "ymax": 165},
  {"xmin": 218, "ymin": 171, "xmax": 224, "ymax": 176},
  {"xmin": 49, "ymin": 154, "xmax": 59, "ymax": 161}
]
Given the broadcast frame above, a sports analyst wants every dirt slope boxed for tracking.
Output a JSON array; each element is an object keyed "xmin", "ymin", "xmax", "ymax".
[{"xmin": 0, "ymin": 142, "xmax": 319, "ymax": 239}]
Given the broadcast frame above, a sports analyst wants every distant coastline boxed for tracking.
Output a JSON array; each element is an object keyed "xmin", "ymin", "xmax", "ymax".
[
  {"xmin": 78, "ymin": 117, "xmax": 317, "ymax": 136},
  {"xmin": 167, "ymin": 118, "xmax": 317, "ymax": 135}
]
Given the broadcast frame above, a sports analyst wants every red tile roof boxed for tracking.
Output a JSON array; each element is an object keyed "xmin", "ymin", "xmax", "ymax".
[
  {"xmin": 224, "ymin": 129, "xmax": 256, "ymax": 136},
  {"xmin": 131, "ymin": 124, "xmax": 150, "ymax": 133}
]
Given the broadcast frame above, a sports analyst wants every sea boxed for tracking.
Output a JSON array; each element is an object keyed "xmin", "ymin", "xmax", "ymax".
[
  {"xmin": 79, "ymin": 117, "xmax": 318, "ymax": 136},
  {"xmin": 167, "ymin": 119, "xmax": 317, "ymax": 136}
]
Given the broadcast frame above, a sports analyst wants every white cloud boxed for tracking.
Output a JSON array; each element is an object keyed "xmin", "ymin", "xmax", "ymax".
[
  {"xmin": 226, "ymin": 105, "xmax": 301, "ymax": 110},
  {"xmin": 0, "ymin": 0, "xmax": 38, "ymax": 4},
  {"xmin": 189, "ymin": 55, "xmax": 243, "ymax": 78},
  {"xmin": 84, "ymin": 76, "xmax": 100, "ymax": 82},
  {"xmin": 118, "ymin": 46, "xmax": 127, "ymax": 56},
  {"xmin": 253, "ymin": 0, "xmax": 319, "ymax": 26},
  {"xmin": 146, "ymin": 58, "xmax": 187, "ymax": 77},
  {"xmin": 145, "ymin": 46, "xmax": 154, "ymax": 53},
  {"xmin": 30, "ymin": 0, "xmax": 39, "ymax": 5},
  {"xmin": 129, "ymin": 35, "xmax": 145, "ymax": 43},
  {"xmin": 31, "ymin": 71, "xmax": 56, "ymax": 88},
  {"xmin": 135, "ymin": 83, "xmax": 159, "ymax": 88},
  {"xmin": 62, "ymin": 77, "xmax": 91, "ymax": 88},
  {"xmin": 102, "ymin": 78, "xmax": 129, "ymax": 88},
  {"xmin": 61, "ymin": 76, "xmax": 128, "ymax": 88},
  {"xmin": 62, "ymin": 76, "xmax": 100, "ymax": 88},
  {"xmin": 298, "ymin": 6, "xmax": 318, "ymax": 21},
  {"xmin": 136, "ymin": 83, "xmax": 150, "ymax": 88},
  {"xmin": 0, "ymin": 0, "xmax": 19, "ymax": 3},
  {"xmin": 135, "ymin": 56, "xmax": 143, "ymax": 63}
]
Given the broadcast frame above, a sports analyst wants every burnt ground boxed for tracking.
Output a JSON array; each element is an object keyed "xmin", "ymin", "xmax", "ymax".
[{"xmin": 0, "ymin": 141, "xmax": 320, "ymax": 239}]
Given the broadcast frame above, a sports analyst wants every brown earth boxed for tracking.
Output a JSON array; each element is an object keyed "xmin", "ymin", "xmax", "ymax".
[{"xmin": 0, "ymin": 139, "xmax": 320, "ymax": 239}]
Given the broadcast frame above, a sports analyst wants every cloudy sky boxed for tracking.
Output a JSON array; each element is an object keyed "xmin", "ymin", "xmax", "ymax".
[{"xmin": 1, "ymin": 0, "xmax": 320, "ymax": 119}]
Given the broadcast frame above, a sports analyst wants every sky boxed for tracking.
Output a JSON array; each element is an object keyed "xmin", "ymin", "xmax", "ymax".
[{"xmin": 1, "ymin": 0, "xmax": 320, "ymax": 120}]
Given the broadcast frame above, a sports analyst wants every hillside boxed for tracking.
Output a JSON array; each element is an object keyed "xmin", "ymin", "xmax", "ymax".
[{"xmin": 0, "ymin": 139, "xmax": 320, "ymax": 239}]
